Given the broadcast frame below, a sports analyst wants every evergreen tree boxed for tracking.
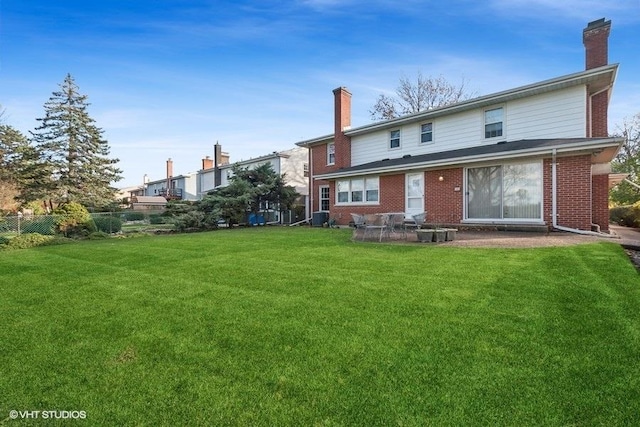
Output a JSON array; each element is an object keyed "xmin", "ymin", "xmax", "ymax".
[
  {"xmin": 0, "ymin": 125, "xmax": 29, "ymax": 212},
  {"xmin": 30, "ymin": 74, "xmax": 122, "ymax": 209},
  {"xmin": 0, "ymin": 124, "xmax": 53, "ymax": 210},
  {"xmin": 201, "ymin": 163, "xmax": 299, "ymax": 226}
]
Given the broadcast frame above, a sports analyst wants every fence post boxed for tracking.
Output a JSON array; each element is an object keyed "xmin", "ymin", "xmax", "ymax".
[{"xmin": 17, "ymin": 212, "xmax": 22, "ymax": 236}]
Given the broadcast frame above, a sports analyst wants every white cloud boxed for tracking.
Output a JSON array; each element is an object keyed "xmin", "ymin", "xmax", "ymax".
[{"xmin": 487, "ymin": 0, "xmax": 640, "ymax": 23}]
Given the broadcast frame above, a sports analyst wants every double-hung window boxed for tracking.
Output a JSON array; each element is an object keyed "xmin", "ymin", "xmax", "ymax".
[
  {"xmin": 319, "ymin": 186, "xmax": 330, "ymax": 211},
  {"xmin": 484, "ymin": 107, "xmax": 503, "ymax": 139},
  {"xmin": 420, "ymin": 123, "xmax": 433, "ymax": 144},
  {"xmin": 336, "ymin": 177, "xmax": 379, "ymax": 204},
  {"xmin": 327, "ymin": 143, "xmax": 335, "ymax": 165},
  {"xmin": 389, "ymin": 130, "xmax": 400, "ymax": 149}
]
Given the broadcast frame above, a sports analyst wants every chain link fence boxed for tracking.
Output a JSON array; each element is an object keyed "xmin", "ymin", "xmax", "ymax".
[{"xmin": 0, "ymin": 211, "xmax": 175, "ymax": 238}]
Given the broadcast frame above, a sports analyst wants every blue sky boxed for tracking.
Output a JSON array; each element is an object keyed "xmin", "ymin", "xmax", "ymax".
[{"xmin": 1, "ymin": 0, "xmax": 639, "ymax": 187}]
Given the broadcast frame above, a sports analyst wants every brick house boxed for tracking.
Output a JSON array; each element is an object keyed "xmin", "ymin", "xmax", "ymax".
[{"xmin": 296, "ymin": 18, "xmax": 623, "ymax": 233}]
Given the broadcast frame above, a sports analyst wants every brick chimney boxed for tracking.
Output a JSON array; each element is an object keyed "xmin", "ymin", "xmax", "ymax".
[
  {"xmin": 202, "ymin": 156, "xmax": 213, "ymax": 170},
  {"xmin": 213, "ymin": 142, "xmax": 222, "ymax": 187},
  {"xmin": 583, "ymin": 18, "xmax": 611, "ymax": 70},
  {"xmin": 333, "ymin": 87, "xmax": 352, "ymax": 168},
  {"xmin": 583, "ymin": 18, "xmax": 612, "ymax": 137},
  {"xmin": 166, "ymin": 158, "xmax": 173, "ymax": 195}
]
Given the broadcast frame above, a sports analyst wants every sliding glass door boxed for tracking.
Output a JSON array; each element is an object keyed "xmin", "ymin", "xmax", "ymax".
[{"xmin": 466, "ymin": 161, "xmax": 542, "ymax": 221}]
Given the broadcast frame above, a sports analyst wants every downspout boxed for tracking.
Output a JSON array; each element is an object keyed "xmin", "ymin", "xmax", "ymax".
[
  {"xmin": 309, "ymin": 148, "xmax": 313, "ymax": 220},
  {"xmin": 551, "ymin": 148, "xmax": 616, "ymax": 237}
]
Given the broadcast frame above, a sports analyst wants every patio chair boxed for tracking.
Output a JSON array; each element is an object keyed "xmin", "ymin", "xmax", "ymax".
[
  {"xmin": 386, "ymin": 212, "xmax": 407, "ymax": 240},
  {"xmin": 405, "ymin": 212, "xmax": 427, "ymax": 233},
  {"xmin": 350, "ymin": 213, "xmax": 366, "ymax": 239},
  {"xmin": 362, "ymin": 213, "xmax": 387, "ymax": 242}
]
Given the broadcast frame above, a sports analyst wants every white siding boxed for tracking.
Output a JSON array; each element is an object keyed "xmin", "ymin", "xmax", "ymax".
[
  {"xmin": 506, "ymin": 86, "xmax": 586, "ymax": 139},
  {"xmin": 199, "ymin": 169, "xmax": 215, "ymax": 195},
  {"xmin": 280, "ymin": 147, "xmax": 309, "ymax": 195},
  {"xmin": 351, "ymin": 85, "xmax": 587, "ymax": 166}
]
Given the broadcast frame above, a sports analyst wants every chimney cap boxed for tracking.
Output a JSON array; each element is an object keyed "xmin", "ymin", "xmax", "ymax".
[
  {"xmin": 333, "ymin": 86, "xmax": 352, "ymax": 96},
  {"xmin": 584, "ymin": 18, "xmax": 610, "ymax": 31}
]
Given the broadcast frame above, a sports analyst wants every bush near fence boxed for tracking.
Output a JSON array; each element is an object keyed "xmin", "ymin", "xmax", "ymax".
[{"xmin": 0, "ymin": 211, "xmax": 175, "ymax": 238}]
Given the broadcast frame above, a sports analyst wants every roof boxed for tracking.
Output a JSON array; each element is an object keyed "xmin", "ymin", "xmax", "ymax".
[
  {"xmin": 296, "ymin": 64, "xmax": 619, "ymax": 147},
  {"xmin": 132, "ymin": 196, "xmax": 167, "ymax": 205},
  {"xmin": 314, "ymin": 137, "xmax": 624, "ymax": 179}
]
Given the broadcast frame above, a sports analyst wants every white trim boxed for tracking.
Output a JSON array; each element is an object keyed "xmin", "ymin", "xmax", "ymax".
[
  {"xmin": 419, "ymin": 122, "xmax": 434, "ymax": 145},
  {"xmin": 327, "ymin": 142, "xmax": 335, "ymax": 166},
  {"xmin": 389, "ymin": 129, "xmax": 401, "ymax": 150},
  {"xmin": 483, "ymin": 105, "xmax": 505, "ymax": 141}
]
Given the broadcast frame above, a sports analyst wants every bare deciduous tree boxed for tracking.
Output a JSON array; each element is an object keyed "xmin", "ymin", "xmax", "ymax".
[
  {"xmin": 610, "ymin": 113, "xmax": 640, "ymax": 205},
  {"xmin": 370, "ymin": 73, "xmax": 474, "ymax": 121}
]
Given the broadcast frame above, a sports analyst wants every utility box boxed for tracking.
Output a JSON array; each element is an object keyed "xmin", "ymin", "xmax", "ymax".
[{"xmin": 312, "ymin": 211, "xmax": 329, "ymax": 227}]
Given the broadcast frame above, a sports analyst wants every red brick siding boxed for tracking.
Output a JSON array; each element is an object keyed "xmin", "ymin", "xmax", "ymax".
[
  {"xmin": 425, "ymin": 169, "xmax": 463, "ymax": 224},
  {"xmin": 590, "ymin": 91, "xmax": 609, "ymax": 137},
  {"xmin": 592, "ymin": 174, "xmax": 609, "ymax": 231},
  {"xmin": 554, "ymin": 155, "xmax": 593, "ymax": 230}
]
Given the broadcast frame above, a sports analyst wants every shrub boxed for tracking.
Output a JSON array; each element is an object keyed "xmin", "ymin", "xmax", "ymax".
[
  {"xmin": 0, "ymin": 236, "xmax": 10, "ymax": 246},
  {"xmin": 1, "ymin": 233, "xmax": 72, "ymax": 250},
  {"xmin": 93, "ymin": 216, "xmax": 123, "ymax": 233},
  {"xmin": 610, "ymin": 204, "xmax": 640, "ymax": 228},
  {"xmin": 123, "ymin": 211, "xmax": 145, "ymax": 221},
  {"xmin": 88, "ymin": 231, "xmax": 110, "ymax": 240},
  {"xmin": 149, "ymin": 214, "xmax": 165, "ymax": 224},
  {"xmin": 21, "ymin": 216, "xmax": 56, "ymax": 235},
  {"xmin": 54, "ymin": 202, "xmax": 97, "ymax": 237}
]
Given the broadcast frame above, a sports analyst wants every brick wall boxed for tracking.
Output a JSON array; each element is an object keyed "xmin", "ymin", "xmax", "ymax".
[
  {"xmin": 554, "ymin": 155, "xmax": 593, "ymax": 230},
  {"xmin": 590, "ymin": 91, "xmax": 609, "ymax": 137},
  {"xmin": 592, "ymin": 174, "xmax": 609, "ymax": 231},
  {"xmin": 425, "ymin": 169, "xmax": 463, "ymax": 224}
]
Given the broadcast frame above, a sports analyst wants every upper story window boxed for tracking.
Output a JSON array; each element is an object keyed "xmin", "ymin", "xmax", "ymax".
[
  {"xmin": 303, "ymin": 163, "xmax": 309, "ymax": 177},
  {"xmin": 327, "ymin": 143, "xmax": 335, "ymax": 165},
  {"xmin": 420, "ymin": 123, "xmax": 433, "ymax": 144},
  {"xmin": 389, "ymin": 130, "xmax": 401, "ymax": 149},
  {"xmin": 484, "ymin": 107, "xmax": 503, "ymax": 139}
]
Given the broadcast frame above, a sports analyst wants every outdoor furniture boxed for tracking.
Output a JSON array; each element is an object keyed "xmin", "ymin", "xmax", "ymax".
[
  {"xmin": 405, "ymin": 212, "xmax": 427, "ymax": 233},
  {"xmin": 387, "ymin": 212, "xmax": 407, "ymax": 239},
  {"xmin": 351, "ymin": 213, "xmax": 365, "ymax": 229},
  {"xmin": 362, "ymin": 213, "xmax": 387, "ymax": 242},
  {"xmin": 351, "ymin": 213, "xmax": 366, "ymax": 239}
]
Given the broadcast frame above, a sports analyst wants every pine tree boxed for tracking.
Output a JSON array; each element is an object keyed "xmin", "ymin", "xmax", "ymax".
[
  {"xmin": 30, "ymin": 74, "xmax": 122, "ymax": 209},
  {"xmin": 0, "ymin": 124, "xmax": 29, "ymax": 211}
]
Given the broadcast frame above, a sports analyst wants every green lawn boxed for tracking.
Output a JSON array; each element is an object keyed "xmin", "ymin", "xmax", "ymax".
[{"xmin": 1, "ymin": 227, "xmax": 639, "ymax": 426}]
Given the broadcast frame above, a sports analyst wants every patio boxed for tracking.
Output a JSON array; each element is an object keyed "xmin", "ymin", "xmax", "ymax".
[{"xmin": 351, "ymin": 225, "xmax": 628, "ymax": 248}]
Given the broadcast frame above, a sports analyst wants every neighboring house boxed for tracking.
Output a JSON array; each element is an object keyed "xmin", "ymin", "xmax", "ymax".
[
  {"xmin": 132, "ymin": 158, "xmax": 199, "ymax": 202},
  {"xmin": 296, "ymin": 18, "xmax": 623, "ymax": 233},
  {"xmin": 198, "ymin": 145, "xmax": 309, "ymax": 223},
  {"xmin": 124, "ymin": 144, "xmax": 309, "ymax": 222},
  {"xmin": 130, "ymin": 195, "xmax": 167, "ymax": 212}
]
